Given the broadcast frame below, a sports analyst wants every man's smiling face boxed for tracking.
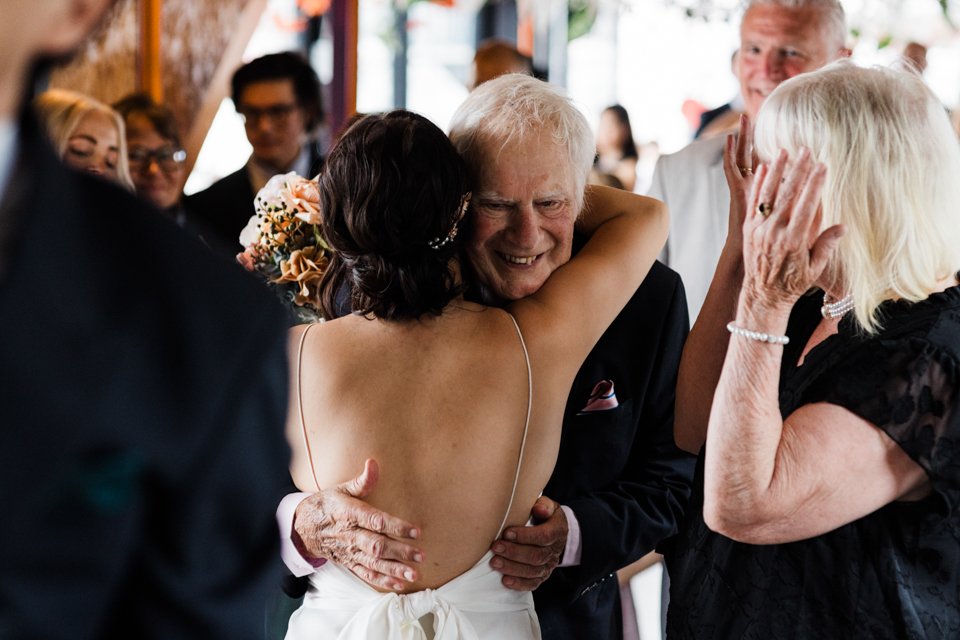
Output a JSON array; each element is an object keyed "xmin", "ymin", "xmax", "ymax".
[
  {"xmin": 465, "ymin": 135, "xmax": 577, "ymax": 302},
  {"xmin": 738, "ymin": 4, "xmax": 841, "ymax": 119}
]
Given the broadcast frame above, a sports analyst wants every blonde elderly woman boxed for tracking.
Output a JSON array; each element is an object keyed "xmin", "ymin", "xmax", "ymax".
[
  {"xmin": 34, "ymin": 88, "xmax": 133, "ymax": 190},
  {"xmin": 668, "ymin": 62, "xmax": 960, "ymax": 638}
]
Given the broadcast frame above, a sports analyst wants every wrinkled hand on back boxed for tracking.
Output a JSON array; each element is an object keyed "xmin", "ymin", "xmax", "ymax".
[{"xmin": 293, "ymin": 459, "xmax": 424, "ymax": 591}]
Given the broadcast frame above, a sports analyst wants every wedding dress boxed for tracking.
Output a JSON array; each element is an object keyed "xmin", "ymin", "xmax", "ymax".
[{"xmin": 285, "ymin": 312, "xmax": 541, "ymax": 640}]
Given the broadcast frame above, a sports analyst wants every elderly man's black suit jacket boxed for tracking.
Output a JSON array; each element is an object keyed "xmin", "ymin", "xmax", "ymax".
[
  {"xmin": 0, "ymin": 115, "xmax": 291, "ymax": 639},
  {"xmin": 533, "ymin": 257, "xmax": 696, "ymax": 640}
]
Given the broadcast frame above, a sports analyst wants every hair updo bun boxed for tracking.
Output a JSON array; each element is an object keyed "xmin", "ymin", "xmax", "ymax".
[{"xmin": 317, "ymin": 110, "xmax": 471, "ymax": 320}]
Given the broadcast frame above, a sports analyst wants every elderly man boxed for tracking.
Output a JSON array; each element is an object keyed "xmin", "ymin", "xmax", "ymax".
[
  {"xmin": 649, "ymin": 0, "xmax": 850, "ymax": 322},
  {"xmin": 1, "ymin": 1, "xmax": 290, "ymax": 637},
  {"xmin": 185, "ymin": 51, "xmax": 325, "ymax": 247},
  {"xmin": 279, "ymin": 75, "xmax": 695, "ymax": 639}
]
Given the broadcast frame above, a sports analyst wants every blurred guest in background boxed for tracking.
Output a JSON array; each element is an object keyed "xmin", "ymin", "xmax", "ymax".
[
  {"xmin": 114, "ymin": 92, "xmax": 230, "ymax": 255},
  {"xmin": 901, "ymin": 41, "xmax": 928, "ymax": 75},
  {"xmin": 185, "ymin": 51, "xmax": 325, "ymax": 247},
  {"xmin": 112, "ymin": 92, "xmax": 187, "ymax": 218},
  {"xmin": 34, "ymin": 88, "xmax": 133, "ymax": 190},
  {"xmin": 470, "ymin": 39, "xmax": 533, "ymax": 90},
  {"xmin": 594, "ymin": 104, "xmax": 638, "ymax": 192},
  {"xmin": 649, "ymin": 0, "xmax": 850, "ymax": 322},
  {"xmin": 588, "ymin": 168, "xmax": 625, "ymax": 191}
]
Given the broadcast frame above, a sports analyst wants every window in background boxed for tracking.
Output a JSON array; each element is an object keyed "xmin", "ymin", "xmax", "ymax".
[{"xmin": 357, "ymin": 0, "xmax": 476, "ymax": 131}]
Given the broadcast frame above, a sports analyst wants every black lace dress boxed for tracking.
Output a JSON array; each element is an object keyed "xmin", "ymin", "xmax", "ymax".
[{"xmin": 666, "ymin": 286, "xmax": 960, "ymax": 639}]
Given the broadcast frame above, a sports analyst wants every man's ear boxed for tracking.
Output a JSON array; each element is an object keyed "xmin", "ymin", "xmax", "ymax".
[{"xmin": 38, "ymin": 0, "xmax": 115, "ymax": 58}]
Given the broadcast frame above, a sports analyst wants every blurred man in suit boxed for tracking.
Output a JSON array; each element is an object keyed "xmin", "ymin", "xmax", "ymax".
[
  {"xmin": 185, "ymin": 51, "xmax": 324, "ymax": 248},
  {"xmin": 0, "ymin": 1, "xmax": 290, "ymax": 637}
]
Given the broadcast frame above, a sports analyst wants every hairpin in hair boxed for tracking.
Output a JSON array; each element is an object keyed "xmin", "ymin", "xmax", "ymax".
[{"xmin": 428, "ymin": 192, "xmax": 472, "ymax": 250}]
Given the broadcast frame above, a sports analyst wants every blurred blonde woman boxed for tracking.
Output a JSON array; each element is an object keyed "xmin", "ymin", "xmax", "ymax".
[{"xmin": 34, "ymin": 88, "xmax": 133, "ymax": 190}]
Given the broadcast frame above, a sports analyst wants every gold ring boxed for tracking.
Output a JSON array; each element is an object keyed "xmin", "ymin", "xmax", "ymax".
[
  {"xmin": 758, "ymin": 202, "xmax": 773, "ymax": 217},
  {"xmin": 739, "ymin": 165, "xmax": 753, "ymax": 175}
]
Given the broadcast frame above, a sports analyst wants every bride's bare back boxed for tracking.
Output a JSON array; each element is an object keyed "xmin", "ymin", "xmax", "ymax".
[{"xmin": 288, "ymin": 302, "xmax": 563, "ymax": 592}]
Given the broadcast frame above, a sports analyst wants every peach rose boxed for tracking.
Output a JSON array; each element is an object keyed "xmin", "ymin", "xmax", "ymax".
[{"xmin": 290, "ymin": 178, "xmax": 322, "ymax": 225}]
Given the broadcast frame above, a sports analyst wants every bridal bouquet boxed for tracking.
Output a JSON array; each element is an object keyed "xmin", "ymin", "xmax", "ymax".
[{"xmin": 237, "ymin": 171, "xmax": 329, "ymax": 322}]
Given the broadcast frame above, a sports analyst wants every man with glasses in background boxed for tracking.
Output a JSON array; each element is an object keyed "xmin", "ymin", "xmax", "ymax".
[{"xmin": 185, "ymin": 51, "xmax": 325, "ymax": 247}]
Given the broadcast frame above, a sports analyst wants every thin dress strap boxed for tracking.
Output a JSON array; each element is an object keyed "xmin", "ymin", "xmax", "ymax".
[
  {"xmin": 495, "ymin": 310, "xmax": 533, "ymax": 539},
  {"xmin": 297, "ymin": 323, "xmax": 322, "ymax": 492}
]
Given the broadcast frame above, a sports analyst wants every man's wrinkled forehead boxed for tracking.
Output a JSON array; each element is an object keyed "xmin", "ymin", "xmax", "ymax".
[{"xmin": 740, "ymin": 2, "xmax": 843, "ymax": 51}]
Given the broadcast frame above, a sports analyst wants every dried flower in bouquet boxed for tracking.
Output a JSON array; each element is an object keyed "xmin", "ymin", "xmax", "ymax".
[{"xmin": 237, "ymin": 171, "xmax": 329, "ymax": 322}]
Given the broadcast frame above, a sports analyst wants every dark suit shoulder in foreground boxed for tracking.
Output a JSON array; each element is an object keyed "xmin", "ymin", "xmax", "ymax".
[{"xmin": 0, "ymin": 128, "xmax": 290, "ymax": 640}]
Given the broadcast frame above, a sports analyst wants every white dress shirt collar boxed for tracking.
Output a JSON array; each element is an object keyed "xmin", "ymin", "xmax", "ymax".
[{"xmin": 246, "ymin": 145, "xmax": 313, "ymax": 195}]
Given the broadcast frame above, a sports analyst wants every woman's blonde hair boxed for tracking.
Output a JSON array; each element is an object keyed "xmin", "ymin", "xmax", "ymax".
[
  {"xmin": 754, "ymin": 61, "xmax": 960, "ymax": 333},
  {"xmin": 34, "ymin": 88, "xmax": 134, "ymax": 190}
]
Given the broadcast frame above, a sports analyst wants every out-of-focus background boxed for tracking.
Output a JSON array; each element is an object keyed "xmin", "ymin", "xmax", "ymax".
[{"xmin": 50, "ymin": 0, "xmax": 960, "ymax": 199}]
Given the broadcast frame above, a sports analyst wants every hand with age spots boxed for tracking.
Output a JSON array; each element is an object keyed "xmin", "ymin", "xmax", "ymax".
[
  {"xmin": 490, "ymin": 495, "xmax": 568, "ymax": 591},
  {"xmin": 741, "ymin": 148, "xmax": 845, "ymax": 312},
  {"xmin": 292, "ymin": 459, "xmax": 424, "ymax": 591}
]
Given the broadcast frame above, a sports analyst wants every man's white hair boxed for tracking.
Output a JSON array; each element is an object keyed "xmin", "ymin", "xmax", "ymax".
[{"xmin": 448, "ymin": 73, "xmax": 595, "ymax": 214}]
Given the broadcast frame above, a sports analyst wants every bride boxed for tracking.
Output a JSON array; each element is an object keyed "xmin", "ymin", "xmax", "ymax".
[{"xmin": 283, "ymin": 107, "xmax": 666, "ymax": 639}]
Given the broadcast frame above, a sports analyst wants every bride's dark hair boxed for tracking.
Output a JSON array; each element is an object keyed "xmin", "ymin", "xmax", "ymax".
[{"xmin": 317, "ymin": 110, "xmax": 470, "ymax": 320}]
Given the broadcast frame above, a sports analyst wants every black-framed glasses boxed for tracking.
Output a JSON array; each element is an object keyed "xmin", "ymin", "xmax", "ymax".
[
  {"xmin": 128, "ymin": 146, "xmax": 186, "ymax": 172},
  {"xmin": 237, "ymin": 103, "xmax": 299, "ymax": 126}
]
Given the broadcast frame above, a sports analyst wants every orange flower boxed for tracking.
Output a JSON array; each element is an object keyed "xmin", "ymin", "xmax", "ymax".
[{"xmin": 274, "ymin": 246, "xmax": 329, "ymax": 306}]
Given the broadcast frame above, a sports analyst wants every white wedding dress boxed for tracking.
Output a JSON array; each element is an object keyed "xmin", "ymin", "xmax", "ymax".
[{"xmin": 285, "ymin": 313, "xmax": 541, "ymax": 640}]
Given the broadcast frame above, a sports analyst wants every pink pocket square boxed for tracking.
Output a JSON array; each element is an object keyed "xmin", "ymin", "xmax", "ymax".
[{"xmin": 578, "ymin": 379, "xmax": 619, "ymax": 414}]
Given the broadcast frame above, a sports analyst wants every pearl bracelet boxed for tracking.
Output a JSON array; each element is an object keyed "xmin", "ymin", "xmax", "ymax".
[{"xmin": 726, "ymin": 321, "xmax": 790, "ymax": 345}]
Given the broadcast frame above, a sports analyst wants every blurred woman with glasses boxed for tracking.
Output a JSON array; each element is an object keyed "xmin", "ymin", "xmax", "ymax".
[
  {"xmin": 113, "ymin": 93, "xmax": 229, "ymax": 255},
  {"xmin": 112, "ymin": 93, "xmax": 187, "ymax": 219}
]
